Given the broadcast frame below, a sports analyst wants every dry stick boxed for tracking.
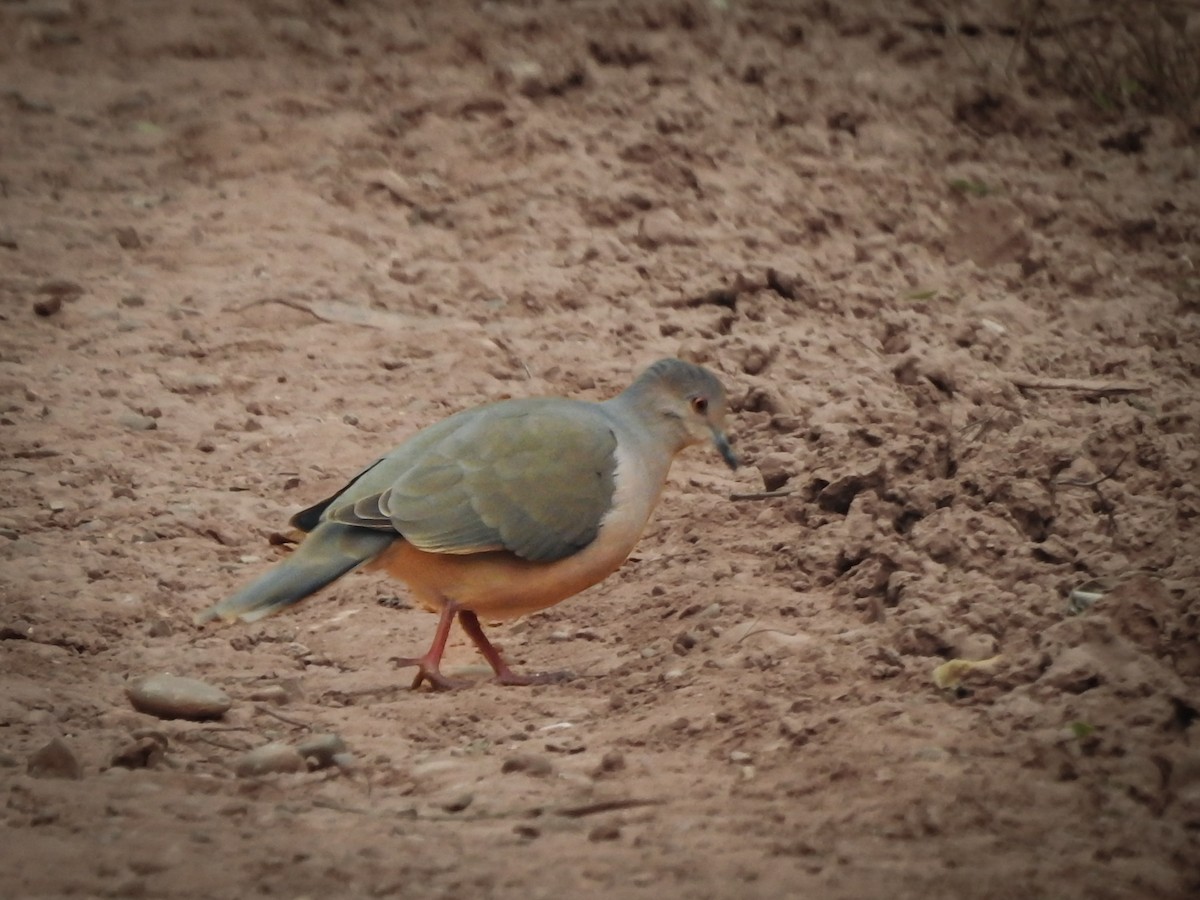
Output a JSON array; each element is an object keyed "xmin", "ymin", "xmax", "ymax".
[
  {"xmin": 189, "ymin": 734, "xmax": 249, "ymax": 753},
  {"xmin": 1008, "ymin": 374, "xmax": 1151, "ymax": 394},
  {"xmin": 557, "ymin": 798, "xmax": 664, "ymax": 818},
  {"xmin": 324, "ymin": 683, "xmax": 411, "ymax": 700},
  {"xmin": 730, "ymin": 488, "xmax": 793, "ymax": 501},
  {"xmin": 254, "ymin": 704, "xmax": 311, "ymax": 730},
  {"xmin": 734, "ymin": 626, "xmax": 801, "ymax": 646},
  {"xmin": 1054, "ymin": 452, "xmax": 1129, "ymax": 534},
  {"xmin": 959, "ymin": 415, "xmax": 998, "ymax": 443},
  {"xmin": 307, "ymin": 792, "xmax": 665, "ymax": 824}
]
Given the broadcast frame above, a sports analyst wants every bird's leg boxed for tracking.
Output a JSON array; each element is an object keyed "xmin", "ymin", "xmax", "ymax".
[
  {"xmin": 389, "ymin": 600, "xmax": 464, "ymax": 691},
  {"xmin": 457, "ymin": 609, "xmax": 571, "ymax": 686}
]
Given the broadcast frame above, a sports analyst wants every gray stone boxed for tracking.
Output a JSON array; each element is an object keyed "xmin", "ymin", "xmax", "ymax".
[
  {"xmin": 235, "ymin": 742, "xmax": 307, "ymax": 777},
  {"xmin": 295, "ymin": 733, "xmax": 346, "ymax": 769},
  {"xmin": 126, "ymin": 674, "xmax": 231, "ymax": 721}
]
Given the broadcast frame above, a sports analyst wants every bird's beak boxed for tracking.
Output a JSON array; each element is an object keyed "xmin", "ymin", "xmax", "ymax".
[{"xmin": 711, "ymin": 428, "xmax": 739, "ymax": 470}]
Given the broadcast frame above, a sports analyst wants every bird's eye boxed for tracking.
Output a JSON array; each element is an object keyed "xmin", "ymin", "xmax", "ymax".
[{"xmin": 691, "ymin": 396, "xmax": 708, "ymax": 414}]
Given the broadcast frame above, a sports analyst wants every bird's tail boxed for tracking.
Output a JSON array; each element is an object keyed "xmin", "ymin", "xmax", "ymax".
[{"xmin": 194, "ymin": 523, "xmax": 395, "ymax": 625}]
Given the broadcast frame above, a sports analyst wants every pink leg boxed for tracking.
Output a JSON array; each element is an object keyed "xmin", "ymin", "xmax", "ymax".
[
  {"xmin": 389, "ymin": 601, "xmax": 464, "ymax": 691},
  {"xmin": 457, "ymin": 610, "xmax": 570, "ymax": 686}
]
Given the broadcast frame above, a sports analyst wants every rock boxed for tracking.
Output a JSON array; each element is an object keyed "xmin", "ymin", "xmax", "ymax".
[
  {"xmin": 295, "ymin": 733, "xmax": 346, "ymax": 769},
  {"xmin": 28, "ymin": 737, "xmax": 83, "ymax": 779},
  {"xmin": 247, "ymin": 684, "xmax": 292, "ymax": 705},
  {"xmin": 497, "ymin": 55, "xmax": 585, "ymax": 98},
  {"xmin": 235, "ymin": 742, "xmax": 307, "ymax": 777},
  {"xmin": 756, "ymin": 452, "xmax": 795, "ymax": 492},
  {"xmin": 440, "ymin": 792, "xmax": 474, "ymax": 813},
  {"xmin": 36, "ymin": 279, "xmax": 83, "ymax": 299},
  {"xmin": 117, "ymin": 412, "xmax": 158, "ymax": 431},
  {"xmin": 595, "ymin": 751, "xmax": 626, "ymax": 775},
  {"xmin": 115, "ymin": 227, "xmax": 143, "ymax": 250},
  {"xmin": 816, "ymin": 464, "xmax": 886, "ymax": 514},
  {"xmin": 501, "ymin": 753, "xmax": 554, "ymax": 777},
  {"xmin": 637, "ymin": 208, "xmax": 694, "ymax": 249},
  {"xmin": 110, "ymin": 734, "xmax": 167, "ymax": 769},
  {"xmin": 32, "ymin": 295, "xmax": 63, "ymax": 317},
  {"xmin": 501, "ymin": 59, "xmax": 547, "ymax": 96},
  {"xmin": 738, "ymin": 344, "xmax": 774, "ymax": 375},
  {"xmin": 589, "ymin": 824, "xmax": 621, "ymax": 841},
  {"xmin": 158, "ymin": 371, "xmax": 222, "ymax": 395},
  {"xmin": 126, "ymin": 674, "xmax": 232, "ymax": 721}
]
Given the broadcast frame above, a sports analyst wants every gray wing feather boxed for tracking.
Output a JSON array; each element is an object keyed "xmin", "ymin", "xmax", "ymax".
[{"xmin": 322, "ymin": 398, "xmax": 618, "ymax": 563}]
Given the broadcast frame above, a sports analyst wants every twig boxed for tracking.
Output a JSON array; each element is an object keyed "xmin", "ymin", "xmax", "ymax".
[
  {"xmin": 298, "ymin": 796, "xmax": 665, "ymax": 824},
  {"xmin": 234, "ymin": 296, "xmax": 316, "ymax": 316},
  {"xmin": 189, "ymin": 734, "xmax": 249, "ymax": 753},
  {"xmin": 958, "ymin": 415, "xmax": 997, "ymax": 443},
  {"xmin": 734, "ymin": 626, "xmax": 800, "ymax": 646},
  {"xmin": 556, "ymin": 798, "xmax": 664, "ymax": 818},
  {"xmin": 1007, "ymin": 375, "xmax": 1151, "ymax": 395},
  {"xmin": 1055, "ymin": 452, "xmax": 1128, "ymax": 489},
  {"xmin": 321, "ymin": 684, "xmax": 410, "ymax": 701},
  {"xmin": 730, "ymin": 489, "xmax": 793, "ymax": 501},
  {"xmin": 1054, "ymin": 452, "xmax": 1129, "ymax": 534},
  {"xmin": 254, "ymin": 704, "xmax": 311, "ymax": 730}
]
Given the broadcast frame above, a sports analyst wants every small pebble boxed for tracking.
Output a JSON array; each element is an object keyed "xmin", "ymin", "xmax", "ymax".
[
  {"xmin": 295, "ymin": 733, "xmax": 346, "ymax": 769},
  {"xmin": 588, "ymin": 824, "xmax": 621, "ymax": 842},
  {"xmin": 235, "ymin": 742, "xmax": 307, "ymax": 777},
  {"xmin": 115, "ymin": 228, "xmax": 143, "ymax": 250},
  {"xmin": 27, "ymin": 737, "xmax": 83, "ymax": 779},
  {"xmin": 145, "ymin": 618, "xmax": 172, "ymax": 638},
  {"xmin": 755, "ymin": 452, "xmax": 795, "ymax": 492},
  {"xmin": 672, "ymin": 631, "xmax": 698, "ymax": 655},
  {"xmin": 501, "ymin": 754, "xmax": 554, "ymax": 777},
  {"xmin": 110, "ymin": 735, "xmax": 167, "ymax": 769},
  {"xmin": 330, "ymin": 752, "xmax": 356, "ymax": 771},
  {"xmin": 440, "ymin": 792, "xmax": 474, "ymax": 813},
  {"xmin": 117, "ymin": 413, "xmax": 157, "ymax": 432},
  {"xmin": 36, "ymin": 279, "xmax": 83, "ymax": 298},
  {"xmin": 248, "ymin": 685, "xmax": 291, "ymax": 705},
  {"xmin": 33, "ymin": 295, "xmax": 63, "ymax": 317},
  {"xmin": 126, "ymin": 674, "xmax": 231, "ymax": 721},
  {"xmin": 637, "ymin": 208, "xmax": 694, "ymax": 249},
  {"xmin": 595, "ymin": 751, "xmax": 626, "ymax": 775}
]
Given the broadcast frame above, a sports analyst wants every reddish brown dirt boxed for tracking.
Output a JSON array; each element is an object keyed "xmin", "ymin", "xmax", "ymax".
[{"xmin": 3, "ymin": 1, "xmax": 1199, "ymax": 898}]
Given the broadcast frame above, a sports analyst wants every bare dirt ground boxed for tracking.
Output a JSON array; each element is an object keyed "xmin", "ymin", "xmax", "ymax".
[{"xmin": 2, "ymin": 1, "xmax": 1199, "ymax": 897}]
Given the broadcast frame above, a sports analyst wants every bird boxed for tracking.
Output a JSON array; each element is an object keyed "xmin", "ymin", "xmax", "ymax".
[{"xmin": 194, "ymin": 358, "xmax": 738, "ymax": 690}]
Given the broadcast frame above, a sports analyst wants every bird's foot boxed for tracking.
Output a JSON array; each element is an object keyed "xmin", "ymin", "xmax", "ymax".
[{"xmin": 388, "ymin": 655, "xmax": 464, "ymax": 691}]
